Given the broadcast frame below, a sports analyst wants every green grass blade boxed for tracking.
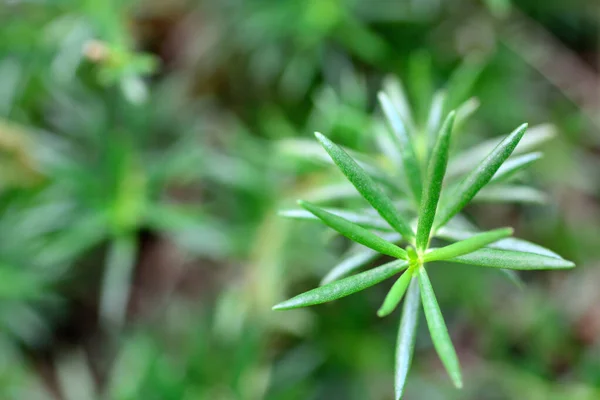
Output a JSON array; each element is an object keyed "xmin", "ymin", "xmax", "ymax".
[
  {"xmin": 315, "ymin": 132, "xmax": 415, "ymax": 239},
  {"xmin": 434, "ymin": 123, "xmax": 528, "ymax": 230},
  {"xmin": 299, "ymin": 201, "xmax": 407, "ymax": 259},
  {"xmin": 377, "ymin": 269, "xmax": 413, "ymax": 317},
  {"xmin": 321, "ymin": 233, "xmax": 402, "ymax": 285},
  {"xmin": 273, "ymin": 259, "xmax": 408, "ymax": 310},
  {"xmin": 447, "ymin": 248, "xmax": 575, "ymax": 270},
  {"xmin": 418, "ymin": 267, "xmax": 463, "ymax": 388},
  {"xmin": 395, "ymin": 277, "xmax": 420, "ymax": 399},
  {"xmin": 378, "ymin": 92, "xmax": 423, "ymax": 204},
  {"xmin": 424, "ymin": 227, "xmax": 513, "ymax": 262},
  {"xmin": 416, "ymin": 112, "xmax": 455, "ymax": 250},
  {"xmin": 279, "ymin": 207, "xmax": 393, "ymax": 231},
  {"xmin": 491, "ymin": 152, "xmax": 542, "ymax": 183}
]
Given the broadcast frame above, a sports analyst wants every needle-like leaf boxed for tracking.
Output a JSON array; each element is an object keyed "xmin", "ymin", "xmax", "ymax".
[
  {"xmin": 299, "ymin": 201, "xmax": 407, "ymax": 259},
  {"xmin": 434, "ymin": 123, "xmax": 528, "ymax": 230},
  {"xmin": 377, "ymin": 269, "xmax": 413, "ymax": 317},
  {"xmin": 418, "ymin": 267, "xmax": 463, "ymax": 388},
  {"xmin": 273, "ymin": 259, "xmax": 408, "ymax": 310},
  {"xmin": 315, "ymin": 132, "xmax": 415, "ymax": 240},
  {"xmin": 395, "ymin": 277, "xmax": 420, "ymax": 399},
  {"xmin": 379, "ymin": 92, "xmax": 423, "ymax": 204},
  {"xmin": 424, "ymin": 228, "xmax": 513, "ymax": 262},
  {"xmin": 447, "ymin": 248, "xmax": 575, "ymax": 270},
  {"xmin": 416, "ymin": 111, "xmax": 455, "ymax": 251},
  {"xmin": 321, "ymin": 233, "xmax": 402, "ymax": 285}
]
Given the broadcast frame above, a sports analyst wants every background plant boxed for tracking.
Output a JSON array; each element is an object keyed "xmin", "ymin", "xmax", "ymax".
[{"xmin": 0, "ymin": 0, "xmax": 599, "ymax": 399}]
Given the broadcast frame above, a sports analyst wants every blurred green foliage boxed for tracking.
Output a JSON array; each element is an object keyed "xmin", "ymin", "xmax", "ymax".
[{"xmin": 0, "ymin": 0, "xmax": 599, "ymax": 399}]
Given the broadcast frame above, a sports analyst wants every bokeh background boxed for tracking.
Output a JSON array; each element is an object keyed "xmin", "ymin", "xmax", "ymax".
[{"xmin": 0, "ymin": 0, "xmax": 599, "ymax": 399}]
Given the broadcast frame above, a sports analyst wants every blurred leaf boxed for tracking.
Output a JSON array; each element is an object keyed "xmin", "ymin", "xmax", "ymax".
[
  {"xmin": 448, "ymin": 124, "xmax": 555, "ymax": 178},
  {"xmin": 379, "ymin": 92, "xmax": 423, "ymax": 203},
  {"xmin": 473, "ymin": 185, "xmax": 548, "ymax": 204},
  {"xmin": 321, "ymin": 232, "xmax": 402, "ymax": 285},
  {"xmin": 447, "ymin": 248, "xmax": 575, "ymax": 270},
  {"xmin": 491, "ymin": 152, "xmax": 542, "ymax": 183}
]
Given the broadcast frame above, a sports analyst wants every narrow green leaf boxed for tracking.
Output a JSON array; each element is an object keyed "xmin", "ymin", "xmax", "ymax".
[
  {"xmin": 321, "ymin": 233, "xmax": 402, "ymax": 285},
  {"xmin": 426, "ymin": 90, "xmax": 446, "ymax": 153},
  {"xmin": 473, "ymin": 185, "xmax": 548, "ymax": 204},
  {"xmin": 377, "ymin": 269, "xmax": 413, "ymax": 317},
  {"xmin": 395, "ymin": 277, "xmax": 420, "ymax": 399},
  {"xmin": 418, "ymin": 267, "xmax": 462, "ymax": 388},
  {"xmin": 491, "ymin": 152, "xmax": 542, "ymax": 183},
  {"xmin": 416, "ymin": 112, "xmax": 455, "ymax": 250},
  {"xmin": 435, "ymin": 226, "xmax": 562, "ymax": 259},
  {"xmin": 378, "ymin": 92, "xmax": 423, "ymax": 204},
  {"xmin": 273, "ymin": 259, "xmax": 408, "ymax": 310},
  {"xmin": 279, "ymin": 207, "xmax": 393, "ymax": 231},
  {"xmin": 315, "ymin": 132, "xmax": 415, "ymax": 239},
  {"xmin": 407, "ymin": 50, "xmax": 433, "ymax": 126},
  {"xmin": 424, "ymin": 228, "xmax": 513, "ymax": 262},
  {"xmin": 434, "ymin": 123, "xmax": 528, "ymax": 230},
  {"xmin": 447, "ymin": 248, "xmax": 575, "ymax": 270},
  {"xmin": 299, "ymin": 201, "xmax": 407, "ymax": 259}
]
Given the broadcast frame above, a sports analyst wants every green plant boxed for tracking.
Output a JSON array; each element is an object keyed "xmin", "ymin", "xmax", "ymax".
[{"xmin": 273, "ymin": 83, "xmax": 575, "ymax": 398}]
